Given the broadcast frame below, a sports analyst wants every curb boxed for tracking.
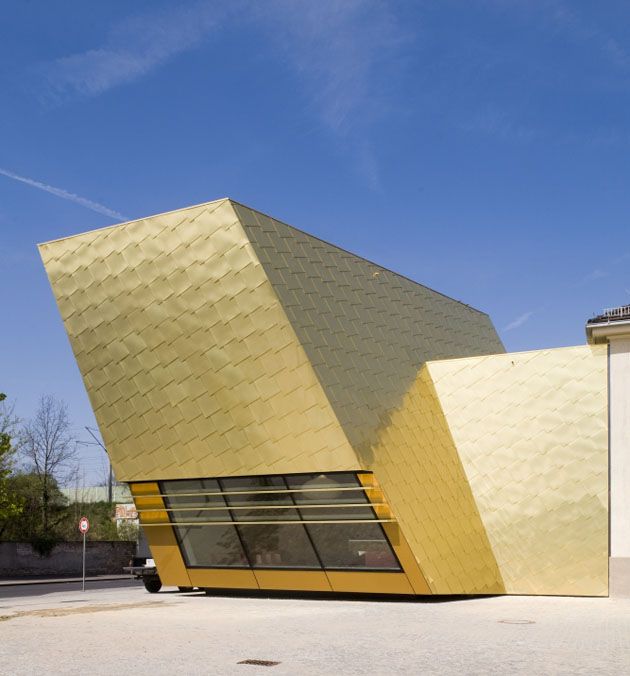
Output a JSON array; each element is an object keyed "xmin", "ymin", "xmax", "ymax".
[{"xmin": 0, "ymin": 575, "xmax": 135, "ymax": 587}]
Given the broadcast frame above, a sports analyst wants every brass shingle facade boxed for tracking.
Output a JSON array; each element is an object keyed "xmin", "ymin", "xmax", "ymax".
[{"xmin": 39, "ymin": 199, "xmax": 609, "ymax": 596}]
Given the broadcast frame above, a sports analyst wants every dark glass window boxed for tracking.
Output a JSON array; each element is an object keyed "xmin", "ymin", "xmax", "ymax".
[
  {"xmin": 173, "ymin": 525, "xmax": 249, "ymax": 567},
  {"xmin": 162, "ymin": 479, "xmax": 230, "ymax": 523},
  {"xmin": 221, "ymin": 476, "xmax": 286, "ymax": 494},
  {"xmin": 306, "ymin": 523, "xmax": 400, "ymax": 571},
  {"xmin": 221, "ymin": 476, "xmax": 296, "ymax": 521},
  {"xmin": 220, "ymin": 477, "xmax": 321, "ymax": 568},
  {"xmin": 159, "ymin": 472, "xmax": 400, "ymax": 572},
  {"xmin": 287, "ymin": 473, "xmax": 374, "ymax": 521},
  {"xmin": 286, "ymin": 473, "xmax": 368, "ymax": 504},
  {"xmin": 237, "ymin": 524, "xmax": 321, "ymax": 569}
]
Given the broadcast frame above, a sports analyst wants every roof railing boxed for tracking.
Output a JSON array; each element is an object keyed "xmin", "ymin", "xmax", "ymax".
[{"xmin": 603, "ymin": 305, "xmax": 630, "ymax": 320}]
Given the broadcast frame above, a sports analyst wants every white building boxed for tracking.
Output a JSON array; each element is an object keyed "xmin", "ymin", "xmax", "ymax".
[{"xmin": 586, "ymin": 304, "xmax": 630, "ymax": 595}]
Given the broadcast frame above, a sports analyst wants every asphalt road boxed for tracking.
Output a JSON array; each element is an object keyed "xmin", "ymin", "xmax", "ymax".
[{"xmin": 0, "ymin": 577, "xmax": 143, "ymax": 599}]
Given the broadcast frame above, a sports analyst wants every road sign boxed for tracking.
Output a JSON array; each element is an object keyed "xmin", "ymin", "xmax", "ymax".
[{"xmin": 79, "ymin": 517, "xmax": 89, "ymax": 592}]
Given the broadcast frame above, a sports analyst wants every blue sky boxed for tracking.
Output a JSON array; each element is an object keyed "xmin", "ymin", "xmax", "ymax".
[{"xmin": 1, "ymin": 1, "xmax": 629, "ymax": 484}]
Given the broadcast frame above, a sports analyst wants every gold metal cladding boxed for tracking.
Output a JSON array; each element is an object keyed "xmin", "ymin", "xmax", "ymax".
[
  {"xmin": 326, "ymin": 572, "xmax": 414, "ymax": 595},
  {"xmin": 186, "ymin": 569, "xmax": 416, "ymax": 594},
  {"xmin": 39, "ymin": 199, "xmax": 358, "ymax": 482},
  {"xmin": 427, "ymin": 345, "xmax": 609, "ymax": 597},
  {"xmin": 130, "ymin": 483, "xmax": 192, "ymax": 587},
  {"xmin": 43, "ymin": 199, "xmax": 607, "ymax": 597},
  {"xmin": 233, "ymin": 201, "xmax": 506, "ymax": 466},
  {"xmin": 254, "ymin": 570, "xmax": 332, "ymax": 592},
  {"xmin": 358, "ymin": 472, "xmax": 432, "ymax": 595},
  {"xmin": 188, "ymin": 568, "xmax": 258, "ymax": 590},
  {"xmin": 362, "ymin": 368, "xmax": 506, "ymax": 595}
]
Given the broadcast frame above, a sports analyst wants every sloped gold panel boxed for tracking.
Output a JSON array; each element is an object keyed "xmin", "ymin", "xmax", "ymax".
[
  {"xmin": 130, "ymin": 483, "xmax": 191, "ymax": 587},
  {"xmin": 232, "ymin": 202, "xmax": 505, "ymax": 465},
  {"xmin": 40, "ymin": 199, "xmax": 358, "ymax": 481},
  {"xmin": 427, "ymin": 345, "xmax": 609, "ymax": 596},
  {"xmin": 363, "ymin": 367, "xmax": 505, "ymax": 595}
]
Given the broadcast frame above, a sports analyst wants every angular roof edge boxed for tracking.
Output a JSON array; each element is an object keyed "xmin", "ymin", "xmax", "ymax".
[
  {"xmin": 37, "ymin": 197, "xmax": 231, "ymax": 247},
  {"xmin": 423, "ymin": 342, "xmax": 599, "ymax": 369},
  {"xmin": 230, "ymin": 200, "xmax": 492, "ymax": 318},
  {"xmin": 39, "ymin": 197, "xmax": 492, "ymax": 318}
]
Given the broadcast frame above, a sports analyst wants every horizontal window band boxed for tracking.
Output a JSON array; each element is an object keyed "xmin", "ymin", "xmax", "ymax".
[
  {"xmin": 137, "ymin": 503, "xmax": 384, "ymax": 513},
  {"xmin": 134, "ymin": 486, "xmax": 376, "ymax": 499},
  {"xmin": 141, "ymin": 519, "xmax": 396, "ymax": 526}
]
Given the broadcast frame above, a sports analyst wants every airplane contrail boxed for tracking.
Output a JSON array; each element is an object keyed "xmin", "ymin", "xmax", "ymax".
[{"xmin": 0, "ymin": 167, "xmax": 127, "ymax": 221}]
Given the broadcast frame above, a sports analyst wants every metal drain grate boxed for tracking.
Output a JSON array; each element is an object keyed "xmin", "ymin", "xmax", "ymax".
[
  {"xmin": 238, "ymin": 659, "xmax": 281, "ymax": 667},
  {"xmin": 498, "ymin": 619, "xmax": 535, "ymax": 624}
]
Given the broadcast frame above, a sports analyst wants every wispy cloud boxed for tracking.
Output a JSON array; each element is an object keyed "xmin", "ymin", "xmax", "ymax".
[
  {"xmin": 581, "ymin": 268, "xmax": 607, "ymax": 283},
  {"xmin": 503, "ymin": 311, "xmax": 533, "ymax": 332},
  {"xmin": 45, "ymin": 2, "xmax": 228, "ymax": 98},
  {"xmin": 44, "ymin": 2, "xmax": 407, "ymax": 129},
  {"xmin": 461, "ymin": 106, "xmax": 539, "ymax": 143},
  {"xmin": 42, "ymin": 2, "xmax": 407, "ymax": 188},
  {"xmin": 546, "ymin": 2, "xmax": 630, "ymax": 73},
  {"xmin": 0, "ymin": 168, "xmax": 127, "ymax": 221},
  {"xmin": 612, "ymin": 252, "xmax": 630, "ymax": 266},
  {"xmin": 256, "ymin": 1, "xmax": 408, "ymax": 136},
  {"xmin": 255, "ymin": 1, "xmax": 408, "ymax": 189}
]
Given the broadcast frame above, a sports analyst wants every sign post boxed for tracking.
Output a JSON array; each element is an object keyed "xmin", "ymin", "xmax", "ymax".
[{"xmin": 78, "ymin": 517, "xmax": 89, "ymax": 591}]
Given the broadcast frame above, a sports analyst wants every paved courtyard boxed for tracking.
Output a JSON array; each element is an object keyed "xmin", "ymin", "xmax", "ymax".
[{"xmin": 1, "ymin": 584, "xmax": 629, "ymax": 675}]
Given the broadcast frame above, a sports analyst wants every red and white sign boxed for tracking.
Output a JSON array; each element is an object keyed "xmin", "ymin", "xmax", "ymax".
[{"xmin": 78, "ymin": 517, "xmax": 90, "ymax": 534}]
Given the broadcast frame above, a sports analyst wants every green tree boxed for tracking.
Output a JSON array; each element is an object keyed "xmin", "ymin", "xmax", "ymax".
[
  {"xmin": 0, "ymin": 472, "xmax": 69, "ymax": 543},
  {"xmin": 0, "ymin": 393, "xmax": 23, "ymax": 525}
]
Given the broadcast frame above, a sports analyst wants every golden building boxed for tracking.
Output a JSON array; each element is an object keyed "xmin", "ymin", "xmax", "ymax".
[{"xmin": 39, "ymin": 199, "xmax": 609, "ymax": 597}]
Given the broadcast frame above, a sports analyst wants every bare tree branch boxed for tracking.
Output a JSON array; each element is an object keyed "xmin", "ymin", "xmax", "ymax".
[{"xmin": 19, "ymin": 395, "xmax": 77, "ymax": 531}]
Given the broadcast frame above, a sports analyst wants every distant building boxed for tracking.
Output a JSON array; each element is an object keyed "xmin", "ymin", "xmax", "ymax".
[
  {"xmin": 61, "ymin": 485, "xmax": 133, "ymax": 504},
  {"xmin": 61, "ymin": 485, "xmax": 137, "ymax": 533},
  {"xmin": 41, "ymin": 199, "xmax": 610, "ymax": 597}
]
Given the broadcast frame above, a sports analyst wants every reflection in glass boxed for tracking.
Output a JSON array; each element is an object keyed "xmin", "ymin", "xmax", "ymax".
[
  {"xmin": 307, "ymin": 523, "xmax": 400, "ymax": 570},
  {"xmin": 162, "ymin": 479, "xmax": 229, "ymax": 523},
  {"xmin": 220, "ymin": 476, "xmax": 286, "ymax": 494},
  {"xmin": 298, "ymin": 505, "xmax": 375, "ymax": 521},
  {"xmin": 161, "ymin": 479, "xmax": 222, "ymax": 495},
  {"xmin": 287, "ymin": 473, "xmax": 370, "ymax": 507},
  {"xmin": 237, "ymin": 524, "xmax": 321, "ymax": 569},
  {"xmin": 174, "ymin": 525, "xmax": 249, "ymax": 567},
  {"xmin": 221, "ymin": 476, "xmax": 294, "ymax": 521}
]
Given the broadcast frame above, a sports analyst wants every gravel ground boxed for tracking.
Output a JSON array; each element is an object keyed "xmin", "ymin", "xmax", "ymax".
[{"xmin": 1, "ymin": 585, "xmax": 629, "ymax": 675}]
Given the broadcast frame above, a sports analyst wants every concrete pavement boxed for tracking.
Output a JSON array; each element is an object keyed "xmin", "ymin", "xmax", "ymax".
[{"xmin": 0, "ymin": 584, "xmax": 628, "ymax": 675}]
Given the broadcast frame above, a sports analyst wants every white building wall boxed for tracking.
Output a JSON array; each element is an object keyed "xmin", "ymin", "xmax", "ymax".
[{"xmin": 610, "ymin": 336, "xmax": 630, "ymax": 557}]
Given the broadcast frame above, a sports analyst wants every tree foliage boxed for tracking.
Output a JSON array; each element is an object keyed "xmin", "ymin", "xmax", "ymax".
[
  {"xmin": 1, "ymin": 472, "xmax": 136, "ymax": 544},
  {"xmin": 0, "ymin": 472, "xmax": 67, "ymax": 543},
  {"xmin": 0, "ymin": 393, "xmax": 136, "ymax": 547},
  {"xmin": 0, "ymin": 393, "xmax": 23, "ymax": 524}
]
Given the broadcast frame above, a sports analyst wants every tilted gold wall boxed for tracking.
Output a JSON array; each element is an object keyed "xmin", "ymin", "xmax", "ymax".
[
  {"xmin": 39, "ymin": 198, "xmax": 502, "ymax": 484},
  {"xmin": 363, "ymin": 367, "xmax": 506, "ymax": 595},
  {"xmin": 425, "ymin": 346, "xmax": 608, "ymax": 596},
  {"xmin": 233, "ymin": 202, "xmax": 505, "ymax": 465},
  {"xmin": 39, "ymin": 199, "xmax": 358, "ymax": 481}
]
